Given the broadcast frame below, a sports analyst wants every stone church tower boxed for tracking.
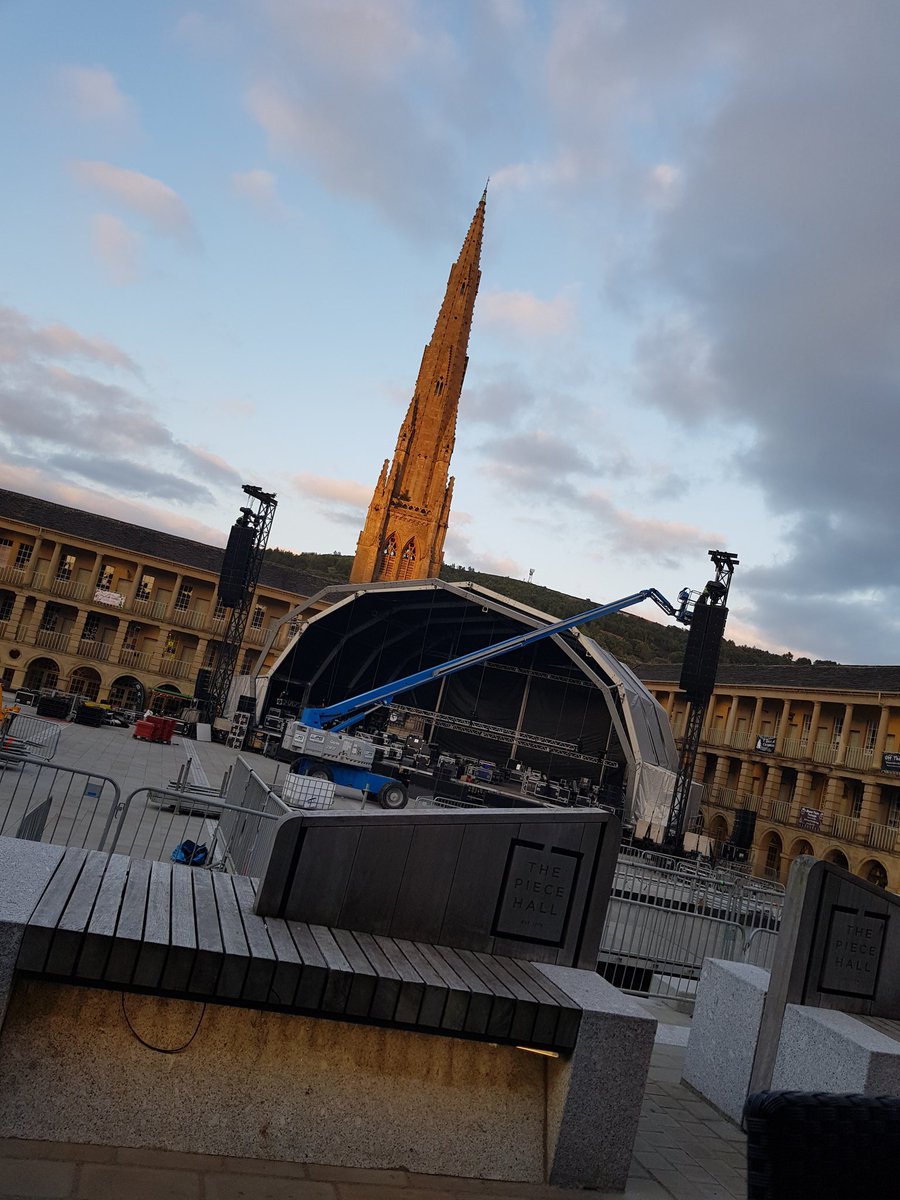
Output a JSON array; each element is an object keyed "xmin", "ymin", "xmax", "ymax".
[{"xmin": 350, "ymin": 191, "xmax": 486, "ymax": 583}]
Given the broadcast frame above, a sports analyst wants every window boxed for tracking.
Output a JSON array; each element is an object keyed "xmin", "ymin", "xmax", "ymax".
[
  {"xmin": 251, "ymin": 605, "xmax": 266, "ymax": 630},
  {"xmin": 56, "ymin": 554, "xmax": 76, "ymax": 582},
  {"xmin": 96, "ymin": 565, "xmax": 113, "ymax": 591},
  {"xmin": 14, "ymin": 544, "xmax": 33, "ymax": 570},
  {"xmin": 239, "ymin": 649, "xmax": 256, "ymax": 675},
  {"xmin": 124, "ymin": 622, "xmax": 141, "ymax": 651},
  {"xmin": 174, "ymin": 584, "xmax": 193, "ymax": 612},
  {"xmin": 81, "ymin": 614, "xmax": 99, "ymax": 642},
  {"xmin": 136, "ymin": 574, "xmax": 154, "ymax": 602},
  {"xmin": 214, "ymin": 598, "xmax": 226, "ymax": 620},
  {"xmin": 851, "ymin": 792, "xmax": 863, "ymax": 819},
  {"xmin": 800, "ymin": 713, "xmax": 811, "ymax": 741},
  {"xmin": 398, "ymin": 538, "xmax": 417, "ymax": 581},
  {"xmin": 831, "ymin": 716, "xmax": 844, "ymax": 747},
  {"xmin": 0, "ymin": 594, "xmax": 13, "ymax": 621},
  {"xmin": 886, "ymin": 794, "xmax": 900, "ymax": 829},
  {"xmin": 288, "ymin": 617, "xmax": 300, "ymax": 638},
  {"xmin": 164, "ymin": 633, "xmax": 177, "ymax": 656},
  {"xmin": 866, "ymin": 720, "xmax": 879, "ymax": 750},
  {"xmin": 0, "ymin": 538, "xmax": 11, "ymax": 567},
  {"xmin": 39, "ymin": 605, "xmax": 59, "ymax": 632}
]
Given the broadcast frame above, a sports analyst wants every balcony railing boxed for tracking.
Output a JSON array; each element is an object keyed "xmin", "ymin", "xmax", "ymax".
[
  {"xmin": 117, "ymin": 648, "xmax": 156, "ymax": 671},
  {"xmin": 865, "ymin": 822, "xmax": 898, "ymax": 853},
  {"xmin": 47, "ymin": 577, "xmax": 92, "ymax": 602},
  {"xmin": 830, "ymin": 813, "xmax": 860, "ymax": 841},
  {"xmin": 843, "ymin": 746, "xmax": 874, "ymax": 771},
  {"xmin": 170, "ymin": 605, "xmax": 209, "ymax": 631},
  {"xmin": 34, "ymin": 628, "xmax": 71, "ymax": 653},
  {"xmin": 244, "ymin": 626, "xmax": 268, "ymax": 647},
  {"xmin": 780, "ymin": 737, "xmax": 807, "ymax": 758},
  {"xmin": 768, "ymin": 799, "xmax": 792, "ymax": 825},
  {"xmin": 131, "ymin": 598, "xmax": 168, "ymax": 622},
  {"xmin": 0, "ymin": 565, "xmax": 28, "ymax": 587},
  {"xmin": 730, "ymin": 730, "xmax": 754, "ymax": 749},
  {"xmin": 157, "ymin": 657, "xmax": 193, "ymax": 680},
  {"xmin": 811, "ymin": 741, "xmax": 840, "ymax": 765},
  {"xmin": 77, "ymin": 639, "xmax": 111, "ymax": 662}
]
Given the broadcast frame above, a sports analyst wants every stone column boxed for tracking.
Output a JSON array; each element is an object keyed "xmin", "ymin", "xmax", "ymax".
[
  {"xmin": 127, "ymin": 563, "xmax": 149, "ymax": 605},
  {"xmin": 806, "ymin": 701, "xmax": 822, "ymax": 753},
  {"xmin": 749, "ymin": 696, "xmax": 765, "ymax": 742},
  {"xmin": 860, "ymin": 781, "xmax": 883, "ymax": 825},
  {"xmin": 8, "ymin": 593, "xmax": 30, "ymax": 637},
  {"xmin": 762, "ymin": 764, "xmax": 783, "ymax": 808},
  {"xmin": 873, "ymin": 704, "xmax": 892, "ymax": 763},
  {"xmin": 775, "ymin": 699, "xmax": 792, "ymax": 750},
  {"xmin": 45, "ymin": 542, "xmax": 64, "ymax": 582},
  {"xmin": 835, "ymin": 704, "xmax": 854, "ymax": 764},
  {"xmin": 723, "ymin": 695, "xmax": 740, "ymax": 744},
  {"xmin": 164, "ymin": 575, "xmax": 184, "ymax": 622},
  {"xmin": 822, "ymin": 774, "xmax": 845, "ymax": 815},
  {"xmin": 793, "ymin": 770, "xmax": 814, "ymax": 810}
]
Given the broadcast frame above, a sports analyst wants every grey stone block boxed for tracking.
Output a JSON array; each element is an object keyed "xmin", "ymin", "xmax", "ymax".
[
  {"xmin": 535, "ymin": 962, "xmax": 657, "ymax": 1191},
  {"xmin": 682, "ymin": 958, "xmax": 769, "ymax": 1123},
  {"xmin": 0, "ymin": 837, "xmax": 66, "ymax": 1029},
  {"xmin": 772, "ymin": 1004, "xmax": 900, "ymax": 1094}
]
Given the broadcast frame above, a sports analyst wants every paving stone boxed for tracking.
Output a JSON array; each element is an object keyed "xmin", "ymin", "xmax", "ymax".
[
  {"xmin": 220, "ymin": 1160, "xmax": 310, "ymax": 1179},
  {"xmin": 117, "ymin": 1148, "xmax": 225, "ymax": 1170},
  {"xmin": 0, "ymin": 1140, "xmax": 114, "ymax": 1163},
  {"xmin": 308, "ymin": 1166, "xmax": 408, "ymax": 1186},
  {"xmin": 0, "ymin": 1158, "xmax": 76, "ymax": 1198},
  {"xmin": 77, "ymin": 1163, "xmax": 201, "ymax": 1200},
  {"xmin": 204, "ymin": 1176, "xmax": 335, "ymax": 1200}
]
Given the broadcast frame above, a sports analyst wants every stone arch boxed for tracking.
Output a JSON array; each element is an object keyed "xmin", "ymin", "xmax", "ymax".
[
  {"xmin": 397, "ymin": 537, "xmax": 417, "ymax": 581},
  {"xmin": 23, "ymin": 656, "xmax": 59, "ymax": 691},
  {"xmin": 824, "ymin": 848, "xmax": 849, "ymax": 871},
  {"xmin": 859, "ymin": 859, "xmax": 888, "ymax": 888},
  {"xmin": 708, "ymin": 813, "xmax": 729, "ymax": 845},
  {"xmin": 789, "ymin": 837, "xmax": 814, "ymax": 862},
  {"xmin": 758, "ymin": 829, "xmax": 784, "ymax": 882},
  {"xmin": 69, "ymin": 666, "xmax": 102, "ymax": 701},
  {"xmin": 109, "ymin": 675, "xmax": 144, "ymax": 711}
]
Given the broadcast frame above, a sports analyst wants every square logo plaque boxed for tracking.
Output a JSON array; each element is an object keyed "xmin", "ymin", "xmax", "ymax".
[
  {"xmin": 491, "ymin": 838, "xmax": 582, "ymax": 947},
  {"xmin": 818, "ymin": 905, "xmax": 888, "ymax": 999}
]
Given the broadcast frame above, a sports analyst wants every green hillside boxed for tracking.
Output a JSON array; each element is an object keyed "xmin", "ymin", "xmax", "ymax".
[{"xmin": 265, "ymin": 548, "xmax": 791, "ymax": 666}]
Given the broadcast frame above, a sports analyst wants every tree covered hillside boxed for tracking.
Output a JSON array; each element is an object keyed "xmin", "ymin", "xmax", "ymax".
[{"xmin": 264, "ymin": 548, "xmax": 792, "ymax": 666}]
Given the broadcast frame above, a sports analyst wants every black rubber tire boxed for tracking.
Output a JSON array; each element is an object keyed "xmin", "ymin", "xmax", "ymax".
[
  {"xmin": 378, "ymin": 782, "xmax": 408, "ymax": 809},
  {"xmin": 308, "ymin": 766, "xmax": 332, "ymax": 781}
]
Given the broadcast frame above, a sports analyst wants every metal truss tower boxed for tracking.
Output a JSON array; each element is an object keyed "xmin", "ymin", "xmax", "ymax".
[
  {"xmin": 664, "ymin": 549, "xmax": 739, "ymax": 848},
  {"xmin": 202, "ymin": 485, "xmax": 278, "ymax": 725}
]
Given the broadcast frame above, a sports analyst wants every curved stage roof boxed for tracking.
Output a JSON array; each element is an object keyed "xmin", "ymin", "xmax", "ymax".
[{"xmin": 258, "ymin": 579, "xmax": 677, "ymax": 822}]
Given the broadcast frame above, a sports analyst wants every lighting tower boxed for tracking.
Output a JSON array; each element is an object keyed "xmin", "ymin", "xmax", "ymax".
[
  {"xmin": 663, "ymin": 549, "xmax": 739, "ymax": 848},
  {"xmin": 202, "ymin": 485, "xmax": 278, "ymax": 725}
]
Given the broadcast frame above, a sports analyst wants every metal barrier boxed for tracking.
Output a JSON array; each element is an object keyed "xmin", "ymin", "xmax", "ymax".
[
  {"xmin": 599, "ymin": 862, "xmax": 782, "ymax": 1001},
  {"xmin": 2, "ymin": 713, "xmax": 61, "ymax": 762},
  {"xmin": 214, "ymin": 758, "xmax": 291, "ymax": 876},
  {"xmin": 0, "ymin": 755, "xmax": 120, "ymax": 850}
]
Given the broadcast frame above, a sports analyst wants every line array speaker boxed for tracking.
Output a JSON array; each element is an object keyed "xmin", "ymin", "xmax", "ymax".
[
  {"xmin": 218, "ymin": 522, "xmax": 254, "ymax": 607},
  {"xmin": 680, "ymin": 603, "xmax": 728, "ymax": 697},
  {"xmin": 731, "ymin": 806, "xmax": 757, "ymax": 850}
]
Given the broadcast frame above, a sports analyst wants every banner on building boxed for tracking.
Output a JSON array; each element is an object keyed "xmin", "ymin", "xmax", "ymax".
[
  {"xmin": 798, "ymin": 806, "xmax": 823, "ymax": 832},
  {"xmin": 756, "ymin": 735, "xmax": 776, "ymax": 752}
]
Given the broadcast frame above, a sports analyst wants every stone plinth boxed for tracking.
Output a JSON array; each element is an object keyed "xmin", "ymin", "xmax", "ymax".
[
  {"xmin": 682, "ymin": 958, "xmax": 770, "ymax": 1123},
  {"xmin": 772, "ymin": 1005, "xmax": 900, "ymax": 1094}
]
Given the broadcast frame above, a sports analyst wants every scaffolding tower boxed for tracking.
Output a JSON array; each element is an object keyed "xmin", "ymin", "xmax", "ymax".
[{"xmin": 201, "ymin": 485, "xmax": 278, "ymax": 725}]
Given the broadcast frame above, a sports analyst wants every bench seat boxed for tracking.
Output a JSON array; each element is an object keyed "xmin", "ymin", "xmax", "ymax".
[{"xmin": 16, "ymin": 846, "xmax": 582, "ymax": 1052}]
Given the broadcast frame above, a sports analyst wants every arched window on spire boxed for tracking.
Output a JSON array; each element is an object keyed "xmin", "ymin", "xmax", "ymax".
[
  {"xmin": 397, "ymin": 537, "xmax": 417, "ymax": 581},
  {"xmin": 378, "ymin": 533, "xmax": 398, "ymax": 580}
]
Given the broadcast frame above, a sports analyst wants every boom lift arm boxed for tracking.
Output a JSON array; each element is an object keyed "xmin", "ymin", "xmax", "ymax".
[{"xmin": 301, "ymin": 587, "xmax": 690, "ymax": 733}]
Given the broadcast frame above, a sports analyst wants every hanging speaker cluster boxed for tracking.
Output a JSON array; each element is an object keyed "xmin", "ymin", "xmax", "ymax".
[
  {"xmin": 679, "ymin": 603, "xmax": 728, "ymax": 698},
  {"xmin": 218, "ymin": 522, "xmax": 255, "ymax": 607}
]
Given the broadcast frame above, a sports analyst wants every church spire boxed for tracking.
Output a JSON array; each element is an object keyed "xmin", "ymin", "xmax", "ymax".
[{"xmin": 350, "ymin": 192, "xmax": 486, "ymax": 583}]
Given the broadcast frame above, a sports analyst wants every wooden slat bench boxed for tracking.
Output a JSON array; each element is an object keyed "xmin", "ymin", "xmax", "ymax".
[{"xmin": 15, "ymin": 846, "xmax": 582, "ymax": 1052}]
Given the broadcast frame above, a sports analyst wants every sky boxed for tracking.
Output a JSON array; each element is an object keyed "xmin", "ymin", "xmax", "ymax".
[{"xmin": 1, "ymin": 1, "xmax": 899, "ymax": 664}]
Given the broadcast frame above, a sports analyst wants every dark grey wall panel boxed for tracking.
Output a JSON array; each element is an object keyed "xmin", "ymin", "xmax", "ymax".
[{"xmin": 255, "ymin": 808, "xmax": 619, "ymax": 969}]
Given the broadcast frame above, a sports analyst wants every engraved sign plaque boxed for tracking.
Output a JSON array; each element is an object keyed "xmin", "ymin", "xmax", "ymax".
[
  {"xmin": 492, "ymin": 838, "xmax": 581, "ymax": 946},
  {"xmin": 818, "ymin": 905, "xmax": 888, "ymax": 999}
]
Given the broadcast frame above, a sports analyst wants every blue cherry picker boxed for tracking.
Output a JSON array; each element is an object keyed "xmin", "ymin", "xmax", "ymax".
[{"xmin": 281, "ymin": 586, "xmax": 693, "ymax": 808}]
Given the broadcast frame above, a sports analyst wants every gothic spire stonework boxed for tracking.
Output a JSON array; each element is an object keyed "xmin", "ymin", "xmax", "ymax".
[{"xmin": 350, "ymin": 192, "xmax": 486, "ymax": 583}]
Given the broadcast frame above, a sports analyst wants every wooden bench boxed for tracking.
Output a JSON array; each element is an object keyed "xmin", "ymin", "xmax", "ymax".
[{"xmin": 15, "ymin": 846, "xmax": 582, "ymax": 1052}]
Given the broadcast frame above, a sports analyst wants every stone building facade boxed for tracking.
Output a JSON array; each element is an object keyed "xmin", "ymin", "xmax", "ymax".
[
  {"xmin": 0, "ymin": 489, "xmax": 322, "ymax": 712},
  {"xmin": 350, "ymin": 191, "xmax": 486, "ymax": 583},
  {"xmin": 637, "ymin": 663, "xmax": 900, "ymax": 892}
]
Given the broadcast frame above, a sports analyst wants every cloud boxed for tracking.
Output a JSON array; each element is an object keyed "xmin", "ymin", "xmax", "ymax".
[
  {"xmin": 91, "ymin": 213, "xmax": 141, "ymax": 285},
  {"xmin": 0, "ymin": 305, "xmax": 137, "ymax": 372},
  {"xmin": 444, "ymin": 521, "xmax": 523, "ymax": 579},
  {"xmin": 231, "ymin": 169, "xmax": 290, "ymax": 218},
  {"xmin": 241, "ymin": 0, "xmax": 463, "ymax": 236},
  {"xmin": 290, "ymin": 472, "xmax": 369, "ymax": 526},
  {"xmin": 73, "ymin": 161, "xmax": 197, "ymax": 244},
  {"xmin": 292, "ymin": 473, "xmax": 371, "ymax": 508},
  {"xmin": 479, "ymin": 288, "xmax": 576, "ymax": 339},
  {"xmin": 58, "ymin": 65, "xmax": 135, "ymax": 124},
  {"xmin": 0, "ymin": 303, "xmax": 240, "ymax": 511},
  {"xmin": 1, "ymin": 463, "xmax": 226, "ymax": 546}
]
